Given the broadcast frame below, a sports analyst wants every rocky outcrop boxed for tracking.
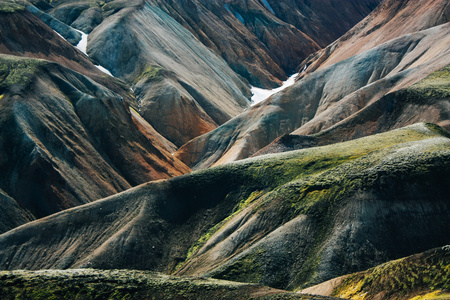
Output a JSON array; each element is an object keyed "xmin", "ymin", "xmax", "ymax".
[
  {"xmin": 0, "ymin": 124, "xmax": 448, "ymax": 291},
  {"xmin": 176, "ymin": 0, "xmax": 450, "ymax": 169},
  {"xmin": 0, "ymin": 54, "xmax": 190, "ymax": 229}
]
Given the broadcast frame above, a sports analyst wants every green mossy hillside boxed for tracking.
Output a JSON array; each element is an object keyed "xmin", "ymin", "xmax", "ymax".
[
  {"xmin": 0, "ymin": 1, "xmax": 25, "ymax": 13},
  {"xmin": 0, "ymin": 269, "xmax": 333, "ymax": 300},
  {"xmin": 178, "ymin": 123, "xmax": 450, "ymax": 289},
  {"xmin": 0, "ymin": 55, "xmax": 45, "ymax": 91},
  {"xmin": 332, "ymin": 246, "xmax": 450, "ymax": 300}
]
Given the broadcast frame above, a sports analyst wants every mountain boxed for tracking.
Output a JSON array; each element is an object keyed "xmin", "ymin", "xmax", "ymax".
[
  {"xmin": 0, "ymin": 269, "xmax": 337, "ymax": 300},
  {"xmin": 19, "ymin": 0, "xmax": 381, "ymax": 148},
  {"xmin": 302, "ymin": 246, "xmax": 450, "ymax": 300},
  {"xmin": 0, "ymin": 123, "xmax": 448, "ymax": 291},
  {"xmin": 0, "ymin": 53, "xmax": 190, "ymax": 232},
  {"xmin": 28, "ymin": 0, "xmax": 380, "ymax": 88},
  {"xmin": 176, "ymin": 0, "xmax": 450, "ymax": 169}
]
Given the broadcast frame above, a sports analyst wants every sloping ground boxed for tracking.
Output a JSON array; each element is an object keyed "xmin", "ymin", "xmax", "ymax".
[
  {"xmin": 0, "ymin": 269, "xmax": 338, "ymax": 300},
  {"xmin": 0, "ymin": 54, "xmax": 190, "ymax": 232},
  {"xmin": 87, "ymin": 1, "xmax": 251, "ymax": 146},
  {"xmin": 256, "ymin": 65, "xmax": 450, "ymax": 156},
  {"xmin": 298, "ymin": 0, "xmax": 450, "ymax": 79},
  {"xmin": 0, "ymin": 124, "xmax": 448, "ymax": 292},
  {"xmin": 176, "ymin": 20, "xmax": 450, "ymax": 169},
  {"xmin": 302, "ymin": 246, "xmax": 450, "ymax": 300}
]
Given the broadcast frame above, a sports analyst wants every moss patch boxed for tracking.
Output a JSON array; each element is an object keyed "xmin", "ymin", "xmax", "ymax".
[
  {"xmin": 332, "ymin": 246, "xmax": 450, "ymax": 300},
  {"xmin": 133, "ymin": 65, "xmax": 164, "ymax": 84},
  {"xmin": 0, "ymin": 269, "xmax": 316, "ymax": 300},
  {"xmin": 0, "ymin": 56, "xmax": 45, "ymax": 91},
  {"xmin": 0, "ymin": 1, "xmax": 25, "ymax": 13}
]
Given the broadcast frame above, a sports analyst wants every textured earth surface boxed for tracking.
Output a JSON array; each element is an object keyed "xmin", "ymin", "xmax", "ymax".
[{"xmin": 0, "ymin": 123, "xmax": 448, "ymax": 291}]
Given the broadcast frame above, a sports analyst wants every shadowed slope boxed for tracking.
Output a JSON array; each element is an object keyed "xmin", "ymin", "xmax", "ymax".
[
  {"xmin": 0, "ymin": 54, "xmax": 190, "ymax": 230},
  {"xmin": 0, "ymin": 6, "xmax": 134, "ymax": 106},
  {"xmin": 0, "ymin": 124, "xmax": 448, "ymax": 291}
]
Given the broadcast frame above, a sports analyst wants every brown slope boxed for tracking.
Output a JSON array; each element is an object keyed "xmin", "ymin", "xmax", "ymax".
[
  {"xmin": 298, "ymin": 0, "xmax": 450, "ymax": 79},
  {"xmin": 0, "ymin": 124, "xmax": 448, "ymax": 292},
  {"xmin": 0, "ymin": 54, "xmax": 190, "ymax": 230},
  {"xmin": 176, "ymin": 22, "xmax": 450, "ymax": 169}
]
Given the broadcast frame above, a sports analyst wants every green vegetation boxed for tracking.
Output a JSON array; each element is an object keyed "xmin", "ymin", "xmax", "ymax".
[
  {"xmin": 215, "ymin": 248, "xmax": 266, "ymax": 283},
  {"xmin": 0, "ymin": 269, "xmax": 318, "ymax": 300},
  {"xmin": 133, "ymin": 65, "xmax": 165, "ymax": 84},
  {"xmin": 0, "ymin": 1, "xmax": 25, "ymax": 13},
  {"xmin": 332, "ymin": 246, "xmax": 450, "ymax": 300},
  {"xmin": 0, "ymin": 56, "xmax": 45, "ymax": 90},
  {"xmin": 183, "ymin": 190, "xmax": 265, "ymax": 263},
  {"xmin": 178, "ymin": 123, "xmax": 450, "ymax": 288},
  {"xmin": 397, "ymin": 65, "xmax": 450, "ymax": 102}
]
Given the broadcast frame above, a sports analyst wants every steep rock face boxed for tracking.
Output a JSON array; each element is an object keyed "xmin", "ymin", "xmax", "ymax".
[
  {"xmin": 0, "ymin": 124, "xmax": 448, "ymax": 291},
  {"xmin": 176, "ymin": 22, "xmax": 450, "ymax": 169},
  {"xmin": 0, "ymin": 54, "xmax": 190, "ymax": 227}
]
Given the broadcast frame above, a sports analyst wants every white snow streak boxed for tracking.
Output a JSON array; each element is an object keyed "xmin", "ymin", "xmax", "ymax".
[
  {"xmin": 75, "ymin": 29, "xmax": 88, "ymax": 55},
  {"xmin": 95, "ymin": 65, "xmax": 114, "ymax": 76},
  {"xmin": 251, "ymin": 73, "xmax": 298, "ymax": 105}
]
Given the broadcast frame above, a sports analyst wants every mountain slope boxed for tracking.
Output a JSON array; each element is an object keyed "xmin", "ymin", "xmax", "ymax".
[
  {"xmin": 256, "ymin": 64, "xmax": 450, "ymax": 156},
  {"xmin": 0, "ymin": 123, "xmax": 448, "ymax": 291},
  {"xmin": 0, "ymin": 54, "xmax": 190, "ymax": 232},
  {"xmin": 32, "ymin": 0, "xmax": 380, "ymax": 88},
  {"xmin": 302, "ymin": 246, "xmax": 450, "ymax": 300},
  {"xmin": 176, "ymin": 19, "xmax": 450, "ymax": 169},
  {"xmin": 298, "ymin": 0, "xmax": 450, "ymax": 79}
]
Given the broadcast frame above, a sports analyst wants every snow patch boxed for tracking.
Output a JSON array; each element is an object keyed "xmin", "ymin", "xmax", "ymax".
[
  {"xmin": 74, "ymin": 29, "xmax": 88, "ymax": 55},
  {"xmin": 261, "ymin": 0, "xmax": 275, "ymax": 15},
  {"xmin": 95, "ymin": 65, "xmax": 114, "ymax": 77},
  {"xmin": 251, "ymin": 73, "xmax": 298, "ymax": 105}
]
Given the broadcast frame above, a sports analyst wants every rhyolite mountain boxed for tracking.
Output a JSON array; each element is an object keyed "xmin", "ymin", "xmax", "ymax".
[
  {"xmin": 176, "ymin": 0, "xmax": 450, "ymax": 169},
  {"xmin": 0, "ymin": 0, "xmax": 449, "ymax": 298},
  {"xmin": 22, "ymin": 0, "xmax": 381, "ymax": 147},
  {"xmin": 0, "ymin": 123, "xmax": 449, "ymax": 291}
]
